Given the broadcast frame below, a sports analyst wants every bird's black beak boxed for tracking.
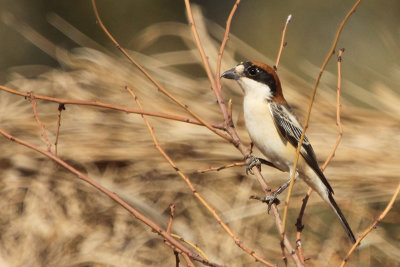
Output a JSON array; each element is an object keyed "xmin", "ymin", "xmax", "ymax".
[{"xmin": 221, "ymin": 67, "xmax": 241, "ymax": 80}]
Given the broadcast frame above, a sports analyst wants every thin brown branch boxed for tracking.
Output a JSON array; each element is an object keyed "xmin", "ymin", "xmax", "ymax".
[
  {"xmin": 126, "ymin": 86, "xmax": 276, "ymax": 267},
  {"xmin": 274, "ymin": 14, "xmax": 292, "ymax": 70},
  {"xmin": 194, "ymin": 161, "xmax": 245, "ymax": 174},
  {"xmin": 280, "ymin": 0, "xmax": 362, "ymax": 249},
  {"xmin": 184, "ymin": 0, "xmax": 230, "ymax": 125},
  {"xmin": 0, "ymin": 85, "xmax": 224, "ymax": 130},
  {"xmin": 184, "ymin": 0, "xmax": 217, "ymax": 91},
  {"xmin": 227, "ymin": 99, "xmax": 233, "ymax": 120},
  {"xmin": 270, "ymin": 206, "xmax": 302, "ymax": 267},
  {"xmin": 0, "ymin": 128, "xmax": 222, "ymax": 267},
  {"xmin": 322, "ymin": 48, "xmax": 345, "ymax": 169},
  {"xmin": 280, "ymin": 240, "xmax": 288, "ymax": 267},
  {"xmin": 28, "ymin": 93, "xmax": 52, "ymax": 152},
  {"xmin": 340, "ymin": 182, "xmax": 400, "ymax": 267},
  {"xmin": 182, "ymin": 252, "xmax": 196, "ymax": 267},
  {"xmin": 174, "ymin": 251, "xmax": 180, "ymax": 267},
  {"xmin": 295, "ymin": 49, "xmax": 346, "ymax": 261},
  {"xmin": 54, "ymin": 103, "xmax": 65, "ymax": 156},
  {"xmin": 167, "ymin": 203, "xmax": 175, "ymax": 234},
  {"xmin": 91, "ymin": 0, "xmax": 231, "ymax": 142},
  {"xmin": 295, "ymin": 187, "xmax": 312, "ymax": 264},
  {"xmin": 216, "ymin": 0, "xmax": 241, "ymax": 91}
]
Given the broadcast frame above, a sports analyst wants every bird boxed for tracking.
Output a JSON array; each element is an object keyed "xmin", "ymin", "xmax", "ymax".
[{"xmin": 221, "ymin": 61, "xmax": 356, "ymax": 243}]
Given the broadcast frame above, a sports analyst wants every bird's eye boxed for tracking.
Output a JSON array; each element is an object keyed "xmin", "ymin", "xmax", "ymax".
[{"xmin": 247, "ymin": 66, "xmax": 258, "ymax": 76}]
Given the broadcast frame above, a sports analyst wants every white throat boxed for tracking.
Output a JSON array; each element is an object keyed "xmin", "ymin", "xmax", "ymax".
[{"xmin": 237, "ymin": 78, "xmax": 273, "ymax": 100}]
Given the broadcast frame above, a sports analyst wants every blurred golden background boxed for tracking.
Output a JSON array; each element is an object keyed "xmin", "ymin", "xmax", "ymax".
[{"xmin": 0, "ymin": 0, "xmax": 399, "ymax": 266}]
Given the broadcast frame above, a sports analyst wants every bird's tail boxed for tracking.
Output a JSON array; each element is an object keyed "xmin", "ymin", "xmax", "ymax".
[{"xmin": 328, "ymin": 193, "xmax": 356, "ymax": 244}]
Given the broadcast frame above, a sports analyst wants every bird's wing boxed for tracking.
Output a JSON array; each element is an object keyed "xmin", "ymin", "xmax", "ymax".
[{"xmin": 269, "ymin": 102, "xmax": 333, "ymax": 193}]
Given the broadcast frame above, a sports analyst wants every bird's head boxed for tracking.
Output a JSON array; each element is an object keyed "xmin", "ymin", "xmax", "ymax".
[{"xmin": 221, "ymin": 61, "xmax": 285, "ymax": 103}]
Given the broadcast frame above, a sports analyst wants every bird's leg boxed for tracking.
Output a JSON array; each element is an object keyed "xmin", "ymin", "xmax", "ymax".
[
  {"xmin": 263, "ymin": 179, "xmax": 291, "ymax": 212},
  {"xmin": 244, "ymin": 155, "xmax": 278, "ymax": 175},
  {"xmin": 250, "ymin": 195, "xmax": 281, "ymax": 213},
  {"xmin": 251, "ymin": 172, "xmax": 298, "ymax": 213}
]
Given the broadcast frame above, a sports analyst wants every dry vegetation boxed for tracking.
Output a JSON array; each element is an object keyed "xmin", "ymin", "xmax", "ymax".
[{"xmin": 0, "ymin": 2, "xmax": 399, "ymax": 267}]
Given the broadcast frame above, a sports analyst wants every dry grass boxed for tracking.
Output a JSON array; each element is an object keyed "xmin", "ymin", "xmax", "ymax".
[{"xmin": 0, "ymin": 6, "xmax": 399, "ymax": 267}]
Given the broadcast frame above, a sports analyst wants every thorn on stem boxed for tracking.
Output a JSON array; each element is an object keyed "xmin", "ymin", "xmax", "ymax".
[{"xmin": 58, "ymin": 104, "xmax": 66, "ymax": 111}]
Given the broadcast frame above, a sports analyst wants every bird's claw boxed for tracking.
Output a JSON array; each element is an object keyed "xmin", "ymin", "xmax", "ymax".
[
  {"xmin": 264, "ymin": 193, "xmax": 281, "ymax": 213},
  {"xmin": 250, "ymin": 193, "xmax": 281, "ymax": 214},
  {"xmin": 245, "ymin": 155, "xmax": 261, "ymax": 175}
]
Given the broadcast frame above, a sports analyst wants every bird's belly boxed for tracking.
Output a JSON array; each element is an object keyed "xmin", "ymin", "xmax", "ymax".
[{"xmin": 243, "ymin": 99, "xmax": 294, "ymax": 172}]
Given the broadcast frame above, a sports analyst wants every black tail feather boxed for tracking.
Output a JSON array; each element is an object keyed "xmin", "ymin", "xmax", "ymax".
[{"xmin": 328, "ymin": 193, "xmax": 356, "ymax": 244}]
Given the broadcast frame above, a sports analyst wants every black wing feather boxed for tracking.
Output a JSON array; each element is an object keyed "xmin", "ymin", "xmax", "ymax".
[{"xmin": 269, "ymin": 102, "xmax": 333, "ymax": 193}]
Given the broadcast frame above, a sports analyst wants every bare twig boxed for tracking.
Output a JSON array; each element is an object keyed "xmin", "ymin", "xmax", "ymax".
[
  {"xmin": 322, "ymin": 48, "xmax": 345, "ymax": 169},
  {"xmin": 0, "ymin": 128, "xmax": 221, "ymax": 267},
  {"xmin": 274, "ymin": 14, "xmax": 292, "ymax": 70},
  {"xmin": 174, "ymin": 251, "xmax": 180, "ymax": 267},
  {"xmin": 195, "ymin": 161, "xmax": 245, "ymax": 173},
  {"xmin": 182, "ymin": 252, "xmax": 196, "ymax": 267},
  {"xmin": 164, "ymin": 204, "xmax": 203, "ymax": 265},
  {"xmin": 280, "ymin": 0, "xmax": 362, "ymax": 251},
  {"xmin": 340, "ymin": 182, "xmax": 400, "ymax": 267},
  {"xmin": 295, "ymin": 187, "xmax": 312, "ymax": 264},
  {"xmin": 270, "ymin": 206, "xmax": 300, "ymax": 267},
  {"xmin": 184, "ymin": 0, "xmax": 230, "ymax": 125},
  {"xmin": 216, "ymin": 0, "xmax": 241, "ymax": 92},
  {"xmin": 167, "ymin": 203, "xmax": 175, "ymax": 234},
  {"xmin": 0, "ymin": 85, "xmax": 224, "ymax": 130},
  {"xmin": 91, "ymin": 0, "xmax": 231, "ymax": 142},
  {"xmin": 184, "ymin": 0, "xmax": 218, "ymax": 91},
  {"xmin": 227, "ymin": 99, "xmax": 233, "ymax": 121},
  {"xmin": 126, "ymin": 86, "xmax": 276, "ymax": 267},
  {"xmin": 28, "ymin": 92, "xmax": 52, "ymax": 152},
  {"xmin": 54, "ymin": 103, "xmax": 65, "ymax": 156},
  {"xmin": 295, "ymin": 48, "xmax": 346, "ymax": 262}
]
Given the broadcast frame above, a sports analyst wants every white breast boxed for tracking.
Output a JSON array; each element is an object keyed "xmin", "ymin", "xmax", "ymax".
[{"xmin": 243, "ymin": 96, "xmax": 293, "ymax": 172}]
